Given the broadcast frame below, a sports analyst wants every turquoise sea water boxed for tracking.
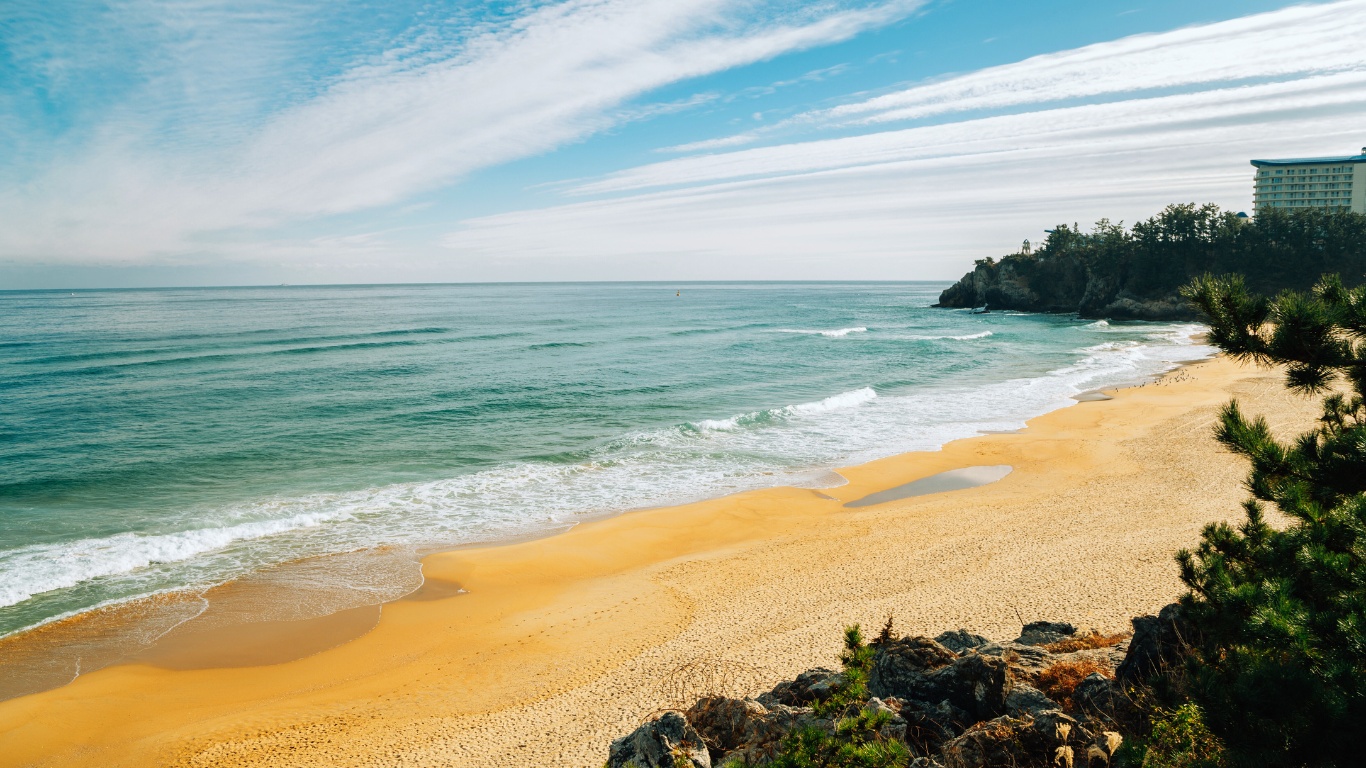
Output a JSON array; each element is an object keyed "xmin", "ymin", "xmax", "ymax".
[{"xmin": 0, "ymin": 282, "xmax": 1211, "ymax": 641}]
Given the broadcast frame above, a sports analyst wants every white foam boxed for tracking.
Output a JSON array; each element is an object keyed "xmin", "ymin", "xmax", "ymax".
[
  {"xmin": 692, "ymin": 387, "xmax": 878, "ymax": 432},
  {"xmin": 788, "ymin": 387, "xmax": 877, "ymax": 414},
  {"xmin": 907, "ymin": 330, "xmax": 993, "ymax": 341},
  {"xmin": 1, "ymin": 323, "xmax": 1215, "ymax": 632},
  {"xmin": 0, "ymin": 510, "xmax": 346, "ymax": 609},
  {"xmin": 777, "ymin": 327, "xmax": 868, "ymax": 337}
]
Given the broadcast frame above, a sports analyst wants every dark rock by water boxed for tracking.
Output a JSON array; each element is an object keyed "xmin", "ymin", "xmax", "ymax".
[{"xmin": 934, "ymin": 204, "xmax": 1366, "ymax": 319}]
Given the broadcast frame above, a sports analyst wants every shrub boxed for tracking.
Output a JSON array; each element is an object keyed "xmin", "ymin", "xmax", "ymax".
[
  {"xmin": 811, "ymin": 625, "xmax": 874, "ymax": 718},
  {"xmin": 1041, "ymin": 631, "xmax": 1130, "ymax": 654},
  {"xmin": 1179, "ymin": 273, "xmax": 1366, "ymax": 767},
  {"xmin": 1133, "ymin": 704, "xmax": 1227, "ymax": 768},
  {"xmin": 1035, "ymin": 659, "xmax": 1111, "ymax": 709},
  {"xmin": 768, "ymin": 626, "xmax": 911, "ymax": 768}
]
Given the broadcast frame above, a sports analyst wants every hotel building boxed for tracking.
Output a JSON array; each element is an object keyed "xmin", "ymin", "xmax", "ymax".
[{"xmin": 1251, "ymin": 148, "xmax": 1366, "ymax": 214}]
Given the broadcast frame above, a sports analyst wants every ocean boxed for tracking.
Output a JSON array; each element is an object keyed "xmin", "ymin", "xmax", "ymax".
[{"xmin": 0, "ymin": 282, "xmax": 1210, "ymax": 651}]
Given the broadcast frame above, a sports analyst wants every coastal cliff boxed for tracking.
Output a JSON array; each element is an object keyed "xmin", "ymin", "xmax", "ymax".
[{"xmin": 936, "ymin": 204, "xmax": 1366, "ymax": 319}]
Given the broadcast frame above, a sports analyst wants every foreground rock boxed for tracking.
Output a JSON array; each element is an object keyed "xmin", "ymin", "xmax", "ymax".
[
  {"xmin": 610, "ymin": 607, "xmax": 1183, "ymax": 766},
  {"xmin": 685, "ymin": 696, "xmax": 828, "ymax": 765},
  {"xmin": 609, "ymin": 710, "xmax": 711, "ymax": 768}
]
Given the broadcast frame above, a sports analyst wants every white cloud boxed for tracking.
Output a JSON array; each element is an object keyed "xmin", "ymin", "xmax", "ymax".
[
  {"xmin": 632, "ymin": 0, "xmax": 1366, "ymax": 166},
  {"xmin": 435, "ymin": 0, "xmax": 1366, "ymax": 282},
  {"xmin": 0, "ymin": 0, "xmax": 923, "ymax": 264},
  {"xmin": 570, "ymin": 71, "xmax": 1366, "ymax": 196},
  {"xmin": 822, "ymin": 0, "xmax": 1366, "ymax": 124}
]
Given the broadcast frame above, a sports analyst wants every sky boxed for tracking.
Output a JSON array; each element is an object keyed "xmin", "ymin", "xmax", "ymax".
[{"xmin": 2, "ymin": 0, "xmax": 1365, "ymax": 288}]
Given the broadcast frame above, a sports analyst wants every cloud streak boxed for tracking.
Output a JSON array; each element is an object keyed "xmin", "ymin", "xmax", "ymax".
[
  {"xmin": 435, "ymin": 1, "xmax": 1366, "ymax": 280},
  {"xmin": 0, "ymin": 0, "xmax": 922, "ymax": 263},
  {"xmin": 819, "ymin": 0, "xmax": 1366, "ymax": 125}
]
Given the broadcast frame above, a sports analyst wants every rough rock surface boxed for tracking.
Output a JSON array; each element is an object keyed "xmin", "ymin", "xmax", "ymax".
[
  {"xmin": 1004, "ymin": 684, "xmax": 1060, "ymax": 718},
  {"xmin": 934, "ymin": 250, "xmax": 1200, "ymax": 320},
  {"xmin": 940, "ymin": 710, "xmax": 1080, "ymax": 768},
  {"xmin": 610, "ymin": 618, "xmax": 1147, "ymax": 767},
  {"xmin": 973, "ymin": 641, "xmax": 1055, "ymax": 682},
  {"xmin": 869, "ymin": 638, "xmax": 1011, "ymax": 723},
  {"xmin": 609, "ymin": 711, "xmax": 711, "ymax": 768},
  {"xmin": 1071, "ymin": 673, "xmax": 1119, "ymax": 718},
  {"xmin": 756, "ymin": 667, "xmax": 841, "ymax": 707},
  {"xmin": 936, "ymin": 630, "xmax": 991, "ymax": 655},
  {"xmin": 684, "ymin": 696, "xmax": 826, "ymax": 765},
  {"xmin": 1117, "ymin": 603, "xmax": 1190, "ymax": 682},
  {"xmin": 1014, "ymin": 621, "xmax": 1077, "ymax": 647}
]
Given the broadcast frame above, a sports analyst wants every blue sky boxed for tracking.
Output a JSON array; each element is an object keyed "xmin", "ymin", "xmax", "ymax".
[{"xmin": 2, "ymin": 0, "xmax": 1364, "ymax": 288}]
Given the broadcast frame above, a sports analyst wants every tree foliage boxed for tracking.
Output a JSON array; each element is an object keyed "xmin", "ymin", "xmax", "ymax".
[
  {"xmin": 1177, "ymin": 273, "xmax": 1366, "ymax": 767},
  {"xmin": 941, "ymin": 205, "xmax": 1366, "ymax": 318}
]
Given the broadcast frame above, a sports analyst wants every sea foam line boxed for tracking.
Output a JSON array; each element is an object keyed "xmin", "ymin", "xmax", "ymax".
[
  {"xmin": 693, "ymin": 387, "xmax": 877, "ymax": 431},
  {"xmin": 907, "ymin": 330, "xmax": 993, "ymax": 341},
  {"xmin": 776, "ymin": 327, "xmax": 868, "ymax": 337},
  {"xmin": 0, "ymin": 510, "xmax": 347, "ymax": 609}
]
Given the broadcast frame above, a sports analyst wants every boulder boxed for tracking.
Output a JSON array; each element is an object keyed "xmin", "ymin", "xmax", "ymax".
[
  {"xmin": 1071, "ymin": 674, "xmax": 1117, "ymax": 716},
  {"xmin": 864, "ymin": 697, "xmax": 910, "ymax": 742},
  {"xmin": 609, "ymin": 710, "xmax": 711, "ymax": 768},
  {"xmin": 684, "ymin": 696, "xmax": 828, "ymax": 766},
  {"xmin": 936, "ymin": 630, "xmax": 991, "ymax": 655},
  {"xmin": 756, "ymin": 667, "xmax": 841, "ymax": 707},
  {"xmin": 1015, "ymin": 621, "xmax": 1078, "ymax": 647},
  {"xmin": 1004, "ymin": 684, "xmax": 1060, "ymax": 718},
  {"xmin": 939, "ymin": 710, "xmax": 1080, "ymax": 768},
  {"xmin": 896, "ymin": 697, "xmax": 971, "ymax": 755},
  {"xmin": 973, "ymin": 641, "xmax": 1056, "ymax": 682},
  {"xmin": 867, "ymin": 636, "xmax": 957, "ymax": 700},
  {"xmin": 685, "ymin": 697, "xmax": 767, "ymax": 757},
  {"xmin": 1116, "ymin": 603, "xmax": 1189, "ymax": 682},
  {"xmin": 870, "ymin": 640, "xmax": 1011, "ymax": 723}
]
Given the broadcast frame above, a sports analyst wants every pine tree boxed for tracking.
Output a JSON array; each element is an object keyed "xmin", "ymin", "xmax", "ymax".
[{"xmin": 1177, "ymin": 274, "xmax": 1366, "ymax": 768}]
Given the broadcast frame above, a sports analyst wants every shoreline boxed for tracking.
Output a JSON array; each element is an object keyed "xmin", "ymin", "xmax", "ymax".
[
  {"xmin": 0, "ymin": 344, "xmax": 1201, "ymax": 701},
  {"xmin": 0, "ymin": 354, "xmax": 1320, "ymax": 767}
]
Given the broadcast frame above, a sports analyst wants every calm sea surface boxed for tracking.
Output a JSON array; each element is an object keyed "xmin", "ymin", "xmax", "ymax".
[{"xmin": 0, "ymin": 282, "xmax": 1211, "ymax": 640}]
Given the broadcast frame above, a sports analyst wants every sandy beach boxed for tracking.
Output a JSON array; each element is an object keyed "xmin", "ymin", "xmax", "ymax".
[{"xmin": 0, "ymin": 355, "xmax": 1321, "ymax": 767}]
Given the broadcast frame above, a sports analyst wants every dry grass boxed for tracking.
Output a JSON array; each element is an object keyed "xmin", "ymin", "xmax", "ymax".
[
  {"xmin": 1040, "ymin": 631, "xmax": 1130, "ymax": 654},
  {"xmin": 1035, "ymin": 660, "xmax": 1112, "ymax": 709}
]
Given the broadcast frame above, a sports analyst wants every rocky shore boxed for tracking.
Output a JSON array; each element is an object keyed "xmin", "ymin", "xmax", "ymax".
[
  {"xmin": 934, "ymin": 204, "xmax": 1366, "ymax": 320},
  {"xmin": 934, "ymin": 254, "xmax": 1195, "ymax": 320},
  {"xmin": 609, "ymin": 607, "xmax": 1188, "ymax": 768}
]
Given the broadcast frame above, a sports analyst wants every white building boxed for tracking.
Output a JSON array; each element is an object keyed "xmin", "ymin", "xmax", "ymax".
[{"xmin": 1251, "ymin": 148, "xmax": 1366, "ymax": 214}]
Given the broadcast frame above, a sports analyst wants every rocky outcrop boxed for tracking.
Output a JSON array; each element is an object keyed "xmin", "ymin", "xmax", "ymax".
[
  {"xmin": 1116, "ymin": 603, "xmax": 1190, "ymax": 683},
  {"xmin": 609, "ymin": 710, "xmax": 711, "ymax": 768},
  {"xmin": 610, "ymin": 614, "xmax": 1175, "ymax": 767},
  {"xmin": 755, "ymin": 667, "xmax": 841, "ymax": 707},
  {"xmin": 935, "ymin": 630, "xmax": 990, "ymax": 655},
  {"xmin": 935, "ymin": 254, "xmax": 1199, "ymax": 320},
  {"xmin": 684, "ymin": 696, "xmax": 827, "ymax": 765},
  {"xmin": 1015, "ymin": 622, "xmax": 1077, "ymax": 647},
  {"xmin": 939, "ymin": 710, "xmax": 1081, "ymax": 768}
]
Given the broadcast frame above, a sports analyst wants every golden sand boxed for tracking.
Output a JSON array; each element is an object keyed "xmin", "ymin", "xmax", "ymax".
[{"xmin": 0, "ymin": 356, "xmax": 1321, "ymax": 767}]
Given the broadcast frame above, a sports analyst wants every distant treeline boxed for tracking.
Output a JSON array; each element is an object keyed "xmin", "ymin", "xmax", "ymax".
[{"xmin": 937, "ymin": 204, "xmax": 1366, "ymax": 319}]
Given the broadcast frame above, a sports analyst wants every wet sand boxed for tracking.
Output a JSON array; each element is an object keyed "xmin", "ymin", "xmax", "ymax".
[
  {"xmin": 0, "ymin": 356, "xmax": 1322, "ymax": 767},
  {"xmin": 844, "ymin": 465, "xmax": 1012, "ymax": 507}
]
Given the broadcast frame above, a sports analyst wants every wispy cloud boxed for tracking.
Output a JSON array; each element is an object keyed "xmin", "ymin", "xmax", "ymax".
[
  {"xmin": 643, "ymin": 0, "xmax": 1366, "ymax": 162},
  {"xmin": 435, "ymin": 1, "xmax": 1366, "ymax": 280},
  {"xmin": 0, "ymin": 0, "xmax": 924, "ymax": 264},
  {"xmin": 817, "ymin": 0, "xmax": 1366, "ymax": 125}
]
